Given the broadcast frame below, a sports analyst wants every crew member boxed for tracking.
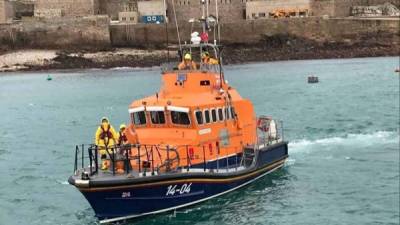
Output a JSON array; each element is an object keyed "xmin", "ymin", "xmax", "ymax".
[
  {"xmin": 178, "ymin": 53, "xmax": 197, "ymax": 70},
  {"xmin": 95, "ymin": 117, "xmax": 118, "ymax": 170},
  {"xmin": 118, "ymin": 124, "xmax": 128, "ymax": 145},
  {"xmin": 201, "ymin": 52, "xmax": 219, "ymax": 65}
]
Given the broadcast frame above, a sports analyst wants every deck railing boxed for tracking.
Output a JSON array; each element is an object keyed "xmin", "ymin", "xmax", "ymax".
[
  {"xmin": 161, "ymin": 62, "xmax": 221, "ymax": 74},
  {"xmin": 256, "ymin": 118, "xmax": 284, "ymax": 148},
  {"xmin": 73, "ymin": 120, "xmax": 284, "ymax": 178}
]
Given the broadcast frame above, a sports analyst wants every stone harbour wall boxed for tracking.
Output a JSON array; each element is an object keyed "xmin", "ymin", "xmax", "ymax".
[
  {"xmin": 109, "ymin": 17, "xmax": 400, "ymax": 47},
  {"xmin": 0, "ymin": 16, "xmax": 398, "ymax": 51},
  {"xmin": 0, "ymin": 15, "xmax": 110, "ymax": 48}
]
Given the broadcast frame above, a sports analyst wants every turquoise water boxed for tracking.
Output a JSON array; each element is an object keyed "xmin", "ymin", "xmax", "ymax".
[{"xmin": 0, "ymin": 57, "xmax": 399, "ymax": 225}]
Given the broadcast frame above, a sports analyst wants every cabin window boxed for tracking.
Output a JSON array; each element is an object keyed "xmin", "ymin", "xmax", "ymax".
[
  {"xmin": 150, "ymin": 111, "xmax": 165, "ymax": 124},
  {"xmin": 132, "ymin": 111, "xmax": 146, "ymax": 125},
  {"xmin": 171, "ymin": 111, "xmax": 190, "ymax": 125},
  {"xmin": 211, "ymin": 109, "xmax": 217, "ymax": 122},
  {"xmin": 204, "ymin": 110, "xmax": 211, "ymax": 123},
  {"xmin": 195, "ymin": 111, "xmax": 203, "ymax": 125},
  {"xmin": 225, "ymin": 107, "xmax": 230, "ymax": 120},
  {"xmin": 218, "ymin": 108, "xmax": 224, "ymax": 121},
  {"xmin": 231, "ymin": 107, "xmax": 236, "ymax": 119}
]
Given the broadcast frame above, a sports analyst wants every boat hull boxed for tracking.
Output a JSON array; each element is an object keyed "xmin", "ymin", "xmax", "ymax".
[{"xmin": 73, "ymin": 142, "xmax": 288, "ymax": 223}]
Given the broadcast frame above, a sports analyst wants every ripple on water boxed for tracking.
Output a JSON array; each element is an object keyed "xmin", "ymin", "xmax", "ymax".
[{"xmin": 288, "ymin": 130, "xmax": 399, "ymax": 154}]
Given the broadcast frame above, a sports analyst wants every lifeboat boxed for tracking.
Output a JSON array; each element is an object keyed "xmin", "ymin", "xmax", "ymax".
[
  {"xmin": 68, "ymin": 42, "xmax": 289, "ymax": 223},
  {"xmin": 68, "ymin": 9, "xmax": 288, "ymax": 223}
]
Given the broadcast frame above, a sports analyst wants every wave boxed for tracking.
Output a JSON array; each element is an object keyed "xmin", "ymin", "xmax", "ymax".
[{"xmin": 289, "ymin": 131, "xmax": 399, "ymax": 154}]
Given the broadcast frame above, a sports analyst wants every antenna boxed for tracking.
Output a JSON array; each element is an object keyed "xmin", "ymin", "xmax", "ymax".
[
  {"xmin": 163, "ymin": 0, "xmax": 170, "ymax": 61},
  {"xmin": 215, "ymin": 0, "xmax": 220, "ymax": 43},
  {"xmin": 171, "ymin": 0, "xmax": 182, "ymax": 52}
]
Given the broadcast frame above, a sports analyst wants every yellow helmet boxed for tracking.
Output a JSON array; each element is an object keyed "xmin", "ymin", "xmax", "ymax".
[
  {"xmin": 120, "ymin": 124, "xmax": 126, "ymax": 130},
  {"xmin": 202, "ymin": 52, "xmax": 209, "ymax": 58},
  {"xmin": 184, "ymin": 53, "xmax": 192, "ymax": 60}
]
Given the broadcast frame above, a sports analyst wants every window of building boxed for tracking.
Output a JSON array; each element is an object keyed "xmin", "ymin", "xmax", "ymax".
[
  {"xmin": 204, "ymin": 110, "xmax": 211, "ymax": 123},
  {"xmin": 252, "ymin": 13, "xmax": 256, "ymax": 18},
  {"xmin": 218, "ymin": 108, "xmax": 224, "ymax": 121},
  {"xmin": 130, "ymin": 17, "xmax": 135, "ymax": 21},
  {"xmin": 211, "ymin": 109, "xmax": 217, "ymax": 122},
  {"xmin": 259, "ymin": 13, "xmax": 266, "ymax": 17},
  {"xmin": 195, "ymin": 110, "xmax": 203, "ymax": 125},
  {"xmin": 171, "ymin": 111, "xmax": 191, "ymax": 125},
  {"xmin": 122, "ymin": 17, "xmax": 126, "ymax": 21},
  {"xmin": 132, "ymin": 111, "xmax": 146, "ymax": 125},
  {"xmin": 150, "ymin": 111, "xmax": 165, "ymax": 124}
]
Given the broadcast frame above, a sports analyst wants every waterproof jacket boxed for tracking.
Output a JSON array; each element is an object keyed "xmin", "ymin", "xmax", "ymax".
[
  {"xmin": 95, "ymin": 123, "xmax": 118, "ymax": 155},
  {"xmin": 202, "ymin": 57, "xmax": 219, "ymax": 65},
  {"xmin": 118, "ymin": 131, "xmax": 128, "ymax": 145},
  {"xmin": 178, "ymin": 60, "xmax": 197, "ymax": 70}
]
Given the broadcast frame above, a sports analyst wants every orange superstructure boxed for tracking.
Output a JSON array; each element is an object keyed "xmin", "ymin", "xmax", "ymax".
[{"xmin": 124, "ymin": 56, "xmax": 257, "ymax": 170}]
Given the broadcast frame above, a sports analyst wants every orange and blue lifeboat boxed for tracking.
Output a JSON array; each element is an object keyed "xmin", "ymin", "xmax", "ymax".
[{"xmin": 68, "ymin": 44, "xmax": 289, "ymax": 223}]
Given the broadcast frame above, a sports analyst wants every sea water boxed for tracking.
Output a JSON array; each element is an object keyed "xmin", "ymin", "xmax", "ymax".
[{"xmin": 0, "ymin": 57, "xmax": 398, "ymax": 225}]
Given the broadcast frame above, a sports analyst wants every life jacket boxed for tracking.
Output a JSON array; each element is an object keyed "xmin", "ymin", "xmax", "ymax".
[
  {"xmin": 203, "ymin": 57, "xmax": 218, "ymax": 65},
  {"xmin": 179, "ymin": 60, "xmax": 197, "ymax": 70},
  {"xmin": 118, "ymin": 131, "xmax": 128, "ymax": 144},
  {"xmin": 100, "ymin": 124, "xmax": 113, "ymax": 140}
]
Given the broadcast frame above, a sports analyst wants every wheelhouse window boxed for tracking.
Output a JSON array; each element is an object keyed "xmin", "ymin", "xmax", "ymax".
[
  {"xmin": 225, "ymin": 107, "xmax": 230, "ymax": 120},
  {"xmin": 171, "ymin": 111, "xmax": 190, "ymax": 125},
  {"xmin": 218, "ymin": 108, "xmax": 224, "ymax": 121},
  {"xmin": 231, "ymin": 107, "xmax": 236, "ymax": 119},
  {"xmin": 204, "ymin": 110, "xmax": 211, "ymax": 123},
  {"xmin": 195, "ymin": 110, "xmax": 203, "ymax": 125},
  {"xmin": 150, "ymin": 111, "xmax": 165, "ymax": 124},
  {"xmin": 211, "ymin": 109, "xmax": 217, "ymax": 122},
  {"xmin": 132, "ymin": 111, "xmax": 146, "ymax": 125}
]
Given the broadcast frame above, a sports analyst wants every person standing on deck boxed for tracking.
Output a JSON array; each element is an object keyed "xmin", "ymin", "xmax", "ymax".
[
  {"xmin": 178, "ymin": 53, "xmax": 197, "ymax": 70},
  {"xmin": 95, "ymin": 117, "xmax": 118, "ymax": 170},
  {"xmin": 201, "ymin": 52, "xmax": 219, "ymax": 65},
  {"xmin": 118, "ymin": 124, "xmax": 128, "ymax": 146}
]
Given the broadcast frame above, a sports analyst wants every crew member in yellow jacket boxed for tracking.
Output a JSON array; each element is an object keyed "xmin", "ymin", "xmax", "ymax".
[{"xmin": 95, "ymin": 117, "xmax": 118, "ymax": 170}]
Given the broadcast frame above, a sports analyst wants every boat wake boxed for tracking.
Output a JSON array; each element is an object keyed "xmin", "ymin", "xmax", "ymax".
[{"xmin": 289, "ymin": 131, "xmax": 399, "ymax": 154}]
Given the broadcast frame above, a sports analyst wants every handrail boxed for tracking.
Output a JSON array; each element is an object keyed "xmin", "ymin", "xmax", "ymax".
[{"xmin": 72, "ymin": 120, "xmax": 285, "ymax": 178}]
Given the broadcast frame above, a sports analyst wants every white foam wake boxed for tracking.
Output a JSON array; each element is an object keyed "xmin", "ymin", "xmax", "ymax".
[{"xmin": 288, "ymin": 131, "xmax": 399, "ymax": 154}]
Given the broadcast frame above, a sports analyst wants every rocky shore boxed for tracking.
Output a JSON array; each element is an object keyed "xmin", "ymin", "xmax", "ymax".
[{"xmin": 0, "ymin": 34, "xmax": 398, "ymax": 72}]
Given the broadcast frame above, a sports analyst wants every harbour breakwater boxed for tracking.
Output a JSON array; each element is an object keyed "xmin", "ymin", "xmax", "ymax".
[{"xmin": 0, "ymin": 16, "xmax": 398, "ymax": 71}]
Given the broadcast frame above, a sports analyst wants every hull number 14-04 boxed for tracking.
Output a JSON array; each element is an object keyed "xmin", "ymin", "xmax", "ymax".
[{"xmin": 166, "ymin": 183, "xmax": 192, "ymax": 196}]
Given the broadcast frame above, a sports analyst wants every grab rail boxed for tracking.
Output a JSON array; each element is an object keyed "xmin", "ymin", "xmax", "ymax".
[
  {"xmin": 256, "ymin": 117, "xmax": 284, "ymax": 148},
  {"xmin": 73, "ymin": 121, "xmax": 285, "ymax": 178}
]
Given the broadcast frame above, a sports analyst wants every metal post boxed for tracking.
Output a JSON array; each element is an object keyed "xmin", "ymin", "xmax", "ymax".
[
  {"xmin": 94, "ymin": 145, "xmax": 98, "ymax": 174},
  {"xmin": 137, "ymin": 145, "xmax": 141, "ymax": 174},
  {"xmin": 235, "ymin": 147, "xmax": 238, "ymax": 171},
  {"xmin": 74, "ymin": 146, "xmax": 78, "ymax": 173},
  {"xmin": 216, "ymin": 144, "xmax": 219, "ymax": 172},
  {"xmin": 125, "ymin": 147, "xmax": 130, "ymax": 174},
  {"xmin": 112, "ymin": 148, "xmax": 115, "ymax": 176},
  {"xmin": 281, "ymin": 120, "xmax": 284, "ymax": 141},
  {"xmin": 81, "ymin": 144, "xmax": 84, "ymax": 169},
  {"xmin": 89, "ymin": 146, "xmax": 93, "ymax": 175},
  {"xmin": 186, "ymin": 145, "xmax": 190, "ymax": 172},
  {"xmin": 202, "ymin": 145, "xmax": 206, "ymax": 172},
  {"xmin": 151, "ymin": 146, "xmax": 155, "ymax": 175}
]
